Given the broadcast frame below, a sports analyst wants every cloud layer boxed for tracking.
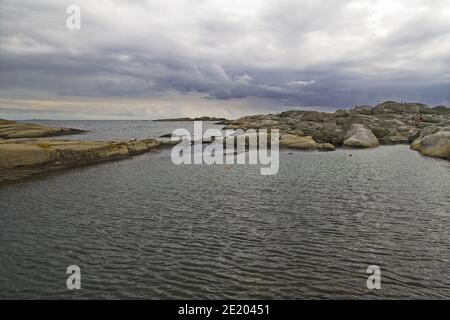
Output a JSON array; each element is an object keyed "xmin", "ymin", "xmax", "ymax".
[{"xmin": 0, "ymin": 0, "xmax": 449, "ymax": 119}]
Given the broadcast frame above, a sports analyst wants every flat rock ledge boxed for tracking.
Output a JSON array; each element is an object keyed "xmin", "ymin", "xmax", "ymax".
[
  {"xmin": 0, "ymin": 119, "xmax": 86, "ymax": 139},
  {"xmin": 0, "ymin": 138, "xmax": 160, "ymax": 183}
]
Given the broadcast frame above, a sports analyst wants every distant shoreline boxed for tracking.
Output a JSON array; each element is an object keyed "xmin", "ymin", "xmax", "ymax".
[{"xmin": 153, "ymin": 116, "xmax": 228, "ymax": 122}]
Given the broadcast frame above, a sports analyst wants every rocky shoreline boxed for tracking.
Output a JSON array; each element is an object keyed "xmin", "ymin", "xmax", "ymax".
[
  {"xmin": 1, "ymin": 100, "xmax": 449, "ymax": 183},
  {"xmin": 223, "ymin": 101, "xmax": 450, "ymax": 159},
  {"xmin": 0, "ymin": 138, "xmax": 162, "ymax": 183},
  {"xmin": 0, "ymin": 119, "xmax": 188, "ymax": 183}
]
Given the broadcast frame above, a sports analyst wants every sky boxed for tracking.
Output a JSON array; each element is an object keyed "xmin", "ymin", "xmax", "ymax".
[{"xmin": 0, "ymin": 0, "xmax": 449, "ymax": 119}]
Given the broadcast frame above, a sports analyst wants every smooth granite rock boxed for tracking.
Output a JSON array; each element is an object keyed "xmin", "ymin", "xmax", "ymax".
[
  {"xmin": 0, "ymin": 138, "xmax": 160, "ymax": 169},
  {"xmin": 410, "ymin": 121, "xmax": 450, "ymax": 159},
  {"xmin": 343, "ymin": 124, "xmax": 379, "ymax": 148},
  {"xmin": 0, "ymin": 119, "xmax": 86, "ymax": 139}
]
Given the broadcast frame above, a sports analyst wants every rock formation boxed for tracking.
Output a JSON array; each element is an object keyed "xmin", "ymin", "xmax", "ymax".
[
  {"xmin": 280, "ymin": 134, "xmax": 335, "ymax": 151},
  {"xmin": 343, "ymin": 124, "xmax": 379, "ymax": 148},
  {"xmin": 0, "ymin": 119, "xmax": 86, "ymax": 139},
  {"xmin": 223, "ymin": 101, "xmax": 450, "ymax": 158},
  {"xmin": 410, "ymin": 120, "xmax": 450, "ymax": 160},
  {"xmin": 0, "ymin": 138, "xmax": 160, "ymax": 183}
]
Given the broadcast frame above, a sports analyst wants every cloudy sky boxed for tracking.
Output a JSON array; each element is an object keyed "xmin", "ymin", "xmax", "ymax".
[{"xmin": 0, "ymin": 0, "xmax": 449, "ymax": 119}]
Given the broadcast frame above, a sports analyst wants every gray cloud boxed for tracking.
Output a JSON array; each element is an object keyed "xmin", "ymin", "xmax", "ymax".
[{"xmin": 0, "ymin": 0, "xmax": 449, "ymax": 119}]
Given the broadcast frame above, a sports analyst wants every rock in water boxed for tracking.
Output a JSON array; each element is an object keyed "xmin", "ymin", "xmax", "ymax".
[
  {"xmin": 279, "ymin": 134, "xmax": 336, "ymax": 151},
  {"xmin": 286, "ymin": 136, "xmax": 319, "ymax": 150},
  {"xmin": 410, "ymin": 121, "xmax": 450, "ymax": 159},
  {"xmin": 318, "ymin": 143, "xmax": 336, "ymax": 151},
  {"xmin": 343, "ymin": 124, "xmax": 379, "ymax": 148},
  {"xmin": 0, "ymin": 138, "xmax": 161, "ymax": 177}
]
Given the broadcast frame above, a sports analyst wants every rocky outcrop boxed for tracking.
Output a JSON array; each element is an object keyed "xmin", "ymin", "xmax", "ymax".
[
  {"xmin": 343, "ymin": 124, "xmax": 379, "ymax": 148},
  {"xmin": 410, "ymin": 121, "xmax": 450, "ymax": 160},
  {"xmin": 0, "ymin": 119, "xmax": 86, "ymax": 139},
  {"xmin": 0, "ymin": 138, "xmax": 160, "ymax": 182},
  {"xmin": 223, "ymin": 101, "xmax": 450, "ymax": 158}
]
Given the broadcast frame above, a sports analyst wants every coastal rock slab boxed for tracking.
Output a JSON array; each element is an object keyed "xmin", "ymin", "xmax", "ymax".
[
  {"xmin": 0, "ymin": 119, "xmax": 86, "ymax": 139},
  {"xmin": 0, "ymin": 138, "xmax": 161, "ymax": 169},
  {"xmin": 0, "ymin": 143, "xmax": 52, "ymax": 168}
]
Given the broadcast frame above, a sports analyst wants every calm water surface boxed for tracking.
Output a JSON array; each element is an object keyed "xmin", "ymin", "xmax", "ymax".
[{"xmin": 0, "ymin": 120, "xmax": 449, "ymax": 299}]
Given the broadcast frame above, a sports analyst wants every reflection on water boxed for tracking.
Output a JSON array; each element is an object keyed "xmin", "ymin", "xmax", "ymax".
[{"xmin": 1, "ymin": 121, "xmax": 450, "ymax": 299}]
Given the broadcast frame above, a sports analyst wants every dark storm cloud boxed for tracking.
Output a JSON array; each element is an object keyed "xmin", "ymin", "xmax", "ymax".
[{"xmin": 0, "ymin": 0, "xmax": 449, "ymax": 119}]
